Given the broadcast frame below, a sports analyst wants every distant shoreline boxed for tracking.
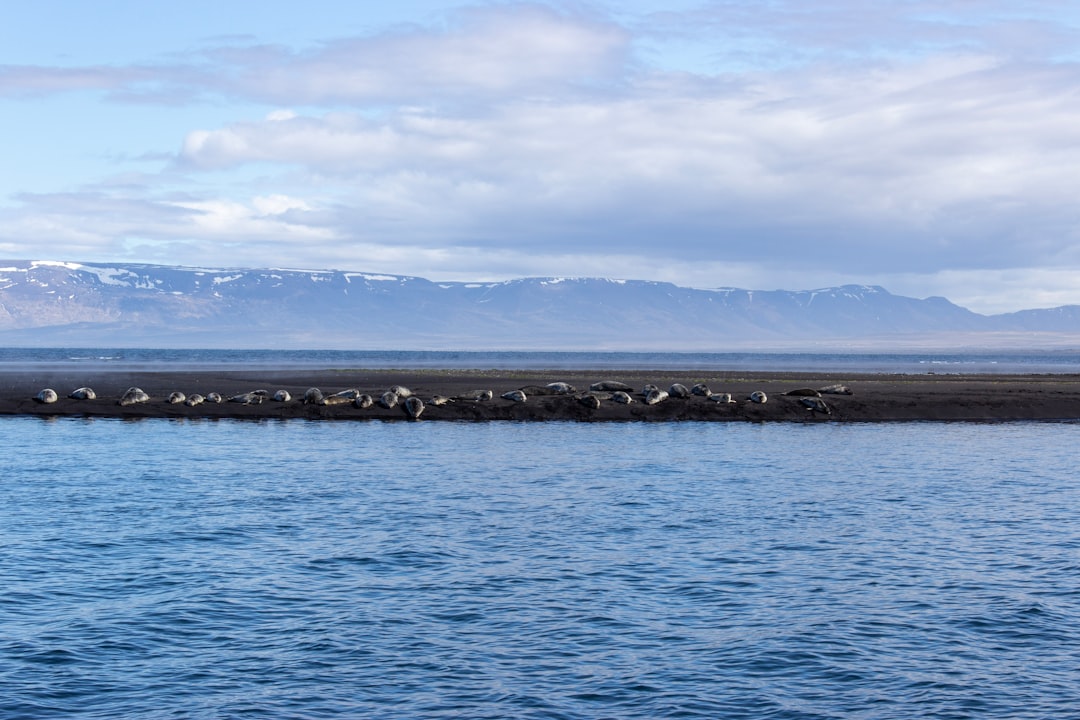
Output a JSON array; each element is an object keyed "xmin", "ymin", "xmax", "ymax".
[{"xmin": 3, "ymin": 368, "xmax": 1080, "ymax": 422}]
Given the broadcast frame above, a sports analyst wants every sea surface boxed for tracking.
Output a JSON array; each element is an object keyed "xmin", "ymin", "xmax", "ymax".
[
  {"xmin": 1, "ymin": 417, "xmax": 1078, "ymax": 718},
  {"xmin": 2, "ymin": 347, "xmax": 1080, "ymax": 374}
]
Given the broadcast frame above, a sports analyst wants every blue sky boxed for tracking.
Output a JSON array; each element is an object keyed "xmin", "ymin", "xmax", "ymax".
[{"xmin": 3, "ymin": 1, "xmax": 1080, "ymax": 313}]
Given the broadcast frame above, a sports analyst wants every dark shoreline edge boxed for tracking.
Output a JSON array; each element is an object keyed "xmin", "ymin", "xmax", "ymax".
[{"xmin": 3, "ymin": 368, "xmax": 1080, "ymax": 423}]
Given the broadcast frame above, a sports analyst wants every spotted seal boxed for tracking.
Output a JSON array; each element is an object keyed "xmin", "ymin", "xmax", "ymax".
[
  {"xmin": 818, "ymin": 384, "xmax": 853, "ymax": 395},
  {"xmin": 669, "ymin": 383, "xmax": 691, "ymax": 398},
  {"xmin": 611, "ymin": 391, "xmax": 634, "ymax": 404},
  {"xmin": 404, "ymin": 395, "xmax": 425, "ymax": 420},
  {"xmin": 590, "ymin": 380, "xmax": 633, "ymax": 392},
  {"xmin": 206, "ymin": 392, "xmax": 223, "ymax": 404},
  {"xmin": 167, "ymin": 392, "xmax": 186, "ymax": 404},
  {"xmin": 501, "ymin": 390, "xmax": 527, "ymax": 403},
  {"xmin": 303, "ymin": 388, "xmax": 324, "ymax": 405},
  {"xmin": 118, "ymin": 387, "xmax": 150, "ymax": 406},
  {"xmin": 321, "ymin": 389, "xmax": 359, "ymax": 406},
  {"xmin": 691, "ymin": 383, "xmax": 712, "ymax": 397},
  {"xmin": 273, "ymin": 390, "xmax": 291, "ymax": 402},
  {"xmin": 430, "ymin": 395, "xmax": 453, "ymax": 406},
  {"xmin": 644, "ymin": 388, "xmax": 669, "ymax": 405},
  {"xmin": 708, "ymin": 392, "xmax": 735, "ymax": 404},
  {"xmin": 68, "ymin": 387, "xmax": 96, "ymax": 400},
  {"xmin": 800, "ymin": 397, "xmax": 832, "ymax": 415},
  {"xmin": 783, "ymin": 388, "xmax": 821, "ymax": 397},
  {"xmin": 389, "ymin": 385, "xmax": 412, "ymax": 398},
  {"xmin": 578, "ymin": 394, "xmax": 602, "ymax": 409},
  {"xmin": 185, "ymin": 394, "xmax": 205, "ymax": 407},
  {"xmin": 378, "ymin": 391, "xmax": 400, "ymax": 409},
  {"xmin": 354, "ymin": 394, "xmax": 374, "ymax": 409},
  {"xmin": 229, "ymin": 390, "xmax": 267, "ymax": 405},
  {"xmin": 35, "ymin": 388, "xmax": 58, "ymax": 404},
  {"xmin": 748, "ymin": 391, "xmax": 768, "ymax": 404},
  {"xmin": 457, "ymin": 389, "xmax": 493, "ymax": 401}
]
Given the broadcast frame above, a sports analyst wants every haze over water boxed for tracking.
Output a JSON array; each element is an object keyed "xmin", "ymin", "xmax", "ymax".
[{"xmin": 2, "ymin": 416, "xmax": 1077, "ymax": 718}]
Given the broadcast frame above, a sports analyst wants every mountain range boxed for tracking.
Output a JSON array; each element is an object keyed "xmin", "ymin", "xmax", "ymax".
[{"xmin": 0, "ymin": 260, "xmax": 1077, "ymax": 350}]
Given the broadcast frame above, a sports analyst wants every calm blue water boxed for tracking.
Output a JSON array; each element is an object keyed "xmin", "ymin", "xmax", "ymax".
[
  {"xmin": 2, "ymin": 347, "xmax": 1080, "ymax": 373},
  {"xmin": 1, "ymin": 418, "xmax": 1078, "ymax": 718}
]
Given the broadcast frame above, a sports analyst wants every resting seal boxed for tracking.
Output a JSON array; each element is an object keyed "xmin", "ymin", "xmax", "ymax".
[
  {"xmin": 590, "ymin": 381, "xmax": 632, "ymax": 392},
  {"xmin": 708, "ymin": 392, "xmax": 735, "ymax": 404},
  {"xmin": 229, "ymin": 391, "xmax": 267, "ymax": 405},
  {"xmin": 644, "ymin": 388, "xmax": 669, "ymax": 405},
  {"xmin": 389, "ymin": 385, "xmax": 413, "ymax": 398},
  {"xmin": 457, "ymin": 389, "xmax": 493, "ymax": 401},
  {"xmin": 68, "ymin": 387, "xmax": 96, "ymax": 400},
  {"xmin": 783, "ymin": 388, "xmax": 821, "ymax": 397},
  {"xmin": 404, "ymin": 396, "xmax": 425, "ymax": 420},
  {"xmin": 320, "ymin": 389, "xmax": 359, "ymax": 406},
  {"xmin": 206, "ymin": 392, "xmax": 223, "ymax": 404},
  {"xmin": 749, "ymin": 391, "xmax": 768, "ymax": 404},
  {"xmin": 430, "ymin": 395, "xmax": 453, "ymax": 406},
  {"xmin": 378, "ymin": 391, "xmax": 400, "ymax": 409},
  {"xmin": 818, "ymin": 384, "xmax": 853, "ymax": 395},
  {"xmin": 578, "ymin": 394, "xmax": 602, "ymax": 409},
  {"xmin": 303, "ymin": 388, "xmax": 324, "ymax": 405},
  {"xmin": 118, "ymin": 387, "xmax": 150, "ymax": 406},
  {"xmin": 167, "ymin": 392, "xmax": 186, "ymax": 404},
  {"xmin": 611, "ymin": 391, "xmax": 634, "ymax": 404},
  {"xmin": 185, "ymin": 394, "xmax": 205, "ymax": 407},
  {"xmin": 669, "ymin": 383, "xmax": 691, "ymax": 398},
  {"xmin": 501, "ymin": 390, "xmax": 527, "ymax": 403},
  {"xmin": 354, "ymin": 394, "xmax": 374, "ymax": 409},
  {"xmin": 273, "ymin": 390, "xmax": 291, "ymax": 402},
  {"xmin": 35, "ymin": 388, "xmax": 58, "ymax": 404},
  {"xmin": 691, "ymin": 383, "xmax": 711, "ymax": 397},
  {"xmin": 800, "ymin": 397, "xmax": 832, "ymax": 415}
]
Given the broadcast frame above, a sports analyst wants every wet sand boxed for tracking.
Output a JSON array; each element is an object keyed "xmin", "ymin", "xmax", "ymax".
[{"xmin": 4, "ymin": 367, "xmax": 1080, "ymax": 422}]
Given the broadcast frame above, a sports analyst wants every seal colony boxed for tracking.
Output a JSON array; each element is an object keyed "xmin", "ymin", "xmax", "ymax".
[{"xmin": 7, "ymin": 369, "xmax": 1080, "ymax": 422}]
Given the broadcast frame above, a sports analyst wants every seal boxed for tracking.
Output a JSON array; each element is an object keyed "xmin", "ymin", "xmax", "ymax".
[
  {"xmin": 457, "ymin": 389, "xmax": 493, "ymax": 401},
  {"xmin": 167, "ymin": 392, "xmax": 186, "ymax": 404},
  {"xmin": 68, "ymin": 387, "xmax": 96, "ymax": 400},
  {"xmin": 611, "ymin": 391, "xmax": 634, "ymax": 404},
  {"xmin": 783, "ymin": 388, "xmax": 821, "ymax": 397},
  {"xmin": 669, "ymin": 383, "xmax": 691, "ymax": 398},
  {"xmin": 354, "ymin": 394, "xmax": 374, "ymax": 409},
  {"xmin": 578, "ymin": 394, "xmax": 602, "ymax": 409},
  {"xmin": 749, "ymin": 391, "xmax": 768, "ymax": 404},
  {"xmin": 644, "ymin": 388, "xmax": 669, "ymax": 405},
  {"xmin": 800, "ymin": 397, "xmax": 832, "ymax": 415},
  {"xmin": 303, "ymin": 387, "xmax": 324, "ymax": 405},
  {"xmin": 691, "ymin": 383, "xmax": 712, "ymax": 397},
  {"xmin": 273, "ymin": 390, "xmax": 291, "ymax": 402},
  {"xmin": 228, "ymin": 391, "xmax": 264, "ymax": 405},
  {"xmin": 708, "ymin": 392, "xmax": 735, "ymax": 403},
  {"xmin": 321, "ymin": 389, "xmax": 359, "ymax": 406},
  {"xmin": 546, "ymin": 382, "xmax": 576, "ymax": 395},
  {"xmin": 378, "ymin": 391, "xmax": 400, "ymax": 409},
  {"xmin": 501, "ymin": 390, "xmax": 527, "ymax": 403},
  {"xmin": 818, "ymin": 384, "xmax": 853, "ymax": 395},
  {"xmin": 185, "ymin": 394, "xmax": 205, "ymax": 407},
  {"xmin": 35, "ymin": 388, "xmax": 58, "ymax": 404},
  {"xmin": 206, "ymin": 392, "xmax": 223, "ymax": 404},
  {"xmin": 430, "ymin": 395, "xmax": 453, "ymax": 406},
  {"xmin": 642, "ymin": 384, "xmax": 660, "ymax": 394},
  {"xmin": 404, "ymin": 395, "xmax": 425, "ymax": 420},
  {"xmin": 590, "ymin": 381, "xmax": 633, "ymax": 392},
  {"xmin": 118, "ymin": 387, "xmax": 149, "ymax": 406},
  {"xmin": 389, "ymin": 385, "xmax": 413, "ymax": 398}
]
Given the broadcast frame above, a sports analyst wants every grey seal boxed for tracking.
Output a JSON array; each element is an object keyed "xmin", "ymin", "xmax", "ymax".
[
  {"xmin": 35, "ymin": 388, "xmax": 58, "ymax": 404},
  {"xmin": 590, "ymin": 381, "xmax": 633, "ymax": 392},
  {"xmin": 303, "ymin": 387, "xmax": 324, "ymax": 405},
  {"xmin": 354, "ymin": 394, "xmax": 374, "ymax": 409},
  {"xmin": 818, "ymin": 384, "xmax": 853, "ymax": 395},
  {"xmin": 206, "ymin": 392, "xmax": 223, "ymax": 403},
  {"xmin": 118, "ymin": 387, "xmax": 149, "ymax": 406},
  {"xmin": 167, "ymin": 392, "xmax": 186, "ymax": 404},
  {"xmin": 457, "ymin": 389, "xmax": 493, "ymax": 401},
  {"xmin": 68, "ymin": 387, "xmax": 96, "ymax": 400},
  {"xmin": 749, "ymin": 391, "xmax": 768, "ymax": 404},
  {"xmin": 644, "ymin": 388, "xmax": 669, "ymax": 405},
  {"xmin": 783, "ymin": 388, "xmax": 821, "ymax": 397},
  {"xmin": 404, "ymin": 395, "xmax": 425, "ymax": 420},
  {"xmin": 185, "ymin": 394, "xmax": 205, "ymax": 407},
  {"xmin": 272, "ymin": 390, "xmax": 291, "ymax": 402},
  {"xmin": 378, "ymin": 391, "xmax": 400, "ymax": 409},
  {"xmin": 800, "ymin": 397, "xmax": 832, "ymax": 415},
  {"xmin": 501, "ymin": 390, "xmax": 527, "ymax": 403}
]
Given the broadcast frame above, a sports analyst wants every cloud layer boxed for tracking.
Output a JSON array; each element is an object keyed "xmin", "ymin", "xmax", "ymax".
[{"xmin": 3, "ymin": 1, "xmax": 1080, "ymax": 313}]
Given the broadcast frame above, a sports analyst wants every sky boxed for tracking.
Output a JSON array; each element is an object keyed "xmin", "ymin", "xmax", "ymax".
[{"xmin": 3, "ymin": 1, "xmax": 1080, "ymax": 314}]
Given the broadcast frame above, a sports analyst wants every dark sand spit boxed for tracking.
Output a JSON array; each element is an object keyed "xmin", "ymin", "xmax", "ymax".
[{"xmin": 4, "ymin": 368, "xmax": 1080, "ymax": 422}]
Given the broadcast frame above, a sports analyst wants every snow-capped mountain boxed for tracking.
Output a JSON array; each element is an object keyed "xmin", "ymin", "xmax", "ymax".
[{"xmin": 0, "ymin": 260, "xmax": 1074, "ymax": 348}]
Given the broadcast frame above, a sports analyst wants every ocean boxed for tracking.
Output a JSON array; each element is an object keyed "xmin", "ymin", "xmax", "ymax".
[{"xmin": 2, "ymin": 411, "xmax": 1078, "ymax": 718}]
